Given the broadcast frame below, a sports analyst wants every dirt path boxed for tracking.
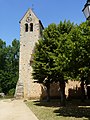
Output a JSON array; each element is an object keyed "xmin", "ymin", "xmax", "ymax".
[{"xmin": 0, "ymin": 99, "xmax": 39, "ymax": 120}]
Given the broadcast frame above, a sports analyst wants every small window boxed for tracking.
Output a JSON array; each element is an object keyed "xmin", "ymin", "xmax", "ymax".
[
  {"xmin": 30, "ymin": 23, "xmax": 33, "ymax": 31},
  {"xmin": 25, "ymin": 23, "xmax": 28, "ymax": 32}
]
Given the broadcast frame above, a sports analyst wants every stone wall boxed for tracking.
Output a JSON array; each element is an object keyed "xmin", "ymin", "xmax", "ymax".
[
  {"xmin": 15, "ymin": 9, "xmax": 44, "ymax": 99},
  {"xmin": 25, "ymin": 80, "xmax": 81, "ymax": 100}
]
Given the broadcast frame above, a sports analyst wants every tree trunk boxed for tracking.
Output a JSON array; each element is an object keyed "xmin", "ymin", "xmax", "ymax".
[
  {"xmin": 81, "ymin": 78, "xmax": 85, "ymax": 102},
  {"xmin": 59, "ymin": 81, "xmax": 66, "ymax": 106},
  {"xmin": 46, "ymin": 83, "xmax": 50, "ymax": 102}
]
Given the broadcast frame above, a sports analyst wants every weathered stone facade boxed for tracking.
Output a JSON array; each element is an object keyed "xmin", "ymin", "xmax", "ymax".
[{"xmin": 15, "ymin": 9, "xmax": 44, "ymax": 99}]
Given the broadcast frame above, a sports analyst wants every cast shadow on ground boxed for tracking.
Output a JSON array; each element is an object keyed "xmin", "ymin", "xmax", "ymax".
[
  {"xmin": 34, "ymin": 83, "xmax": 90, "ymax": 119},
  {"xmin": 54, "ymin": 99, "xmax": 90, "ymax": 120},
  {"xmin": 33, "ymin": 99, "xmax": 90, "ymax": 119},
  {"xmin": 33, "ymin": 99, "xmax": 61, "ymax": 107},
  {"xmin": 54, "ymin": 106, "xmax": 90, "ymax": 120}
]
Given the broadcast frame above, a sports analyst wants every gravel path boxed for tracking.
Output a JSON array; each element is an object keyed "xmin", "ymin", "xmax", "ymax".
[{"xmin": 0, "ymin": 99, "xmax": 39, "ymax": 120}]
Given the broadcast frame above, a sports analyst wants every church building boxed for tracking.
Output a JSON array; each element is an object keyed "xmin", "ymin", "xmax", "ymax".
[
  {"xmin": 15, "ymin": 9, "xmax": 44, "ymax": 99},
  {"xmin": 15, "ymin": 9, "xmax": 81, "ymax": 100}
]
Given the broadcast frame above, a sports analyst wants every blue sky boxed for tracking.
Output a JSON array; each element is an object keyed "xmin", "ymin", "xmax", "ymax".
[{"xmin": 0, "ymin": 0, "xmax": 86, "ymax": 45}]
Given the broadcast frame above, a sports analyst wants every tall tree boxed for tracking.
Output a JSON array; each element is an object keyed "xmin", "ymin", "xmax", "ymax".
[
  {"xmin": 32, "ymin": 21, "xmax": 75, "ymax": 105},
  {"xmin": 0, "ymin": 39, "xmax": 6, "ymax": 92},
  {"xmin": 0, "ymin": 39, "xmax": 19, "ymax": 95},
  {"xmin": 68, "ymin": 21, "xmax": 90, "ymax": 101},
  {"xmin": 32, "ymin": 23, "xmax": 59, "ymax": 101},
  {"xmin": 53, "ymin": 20, "xmax": 75, "ymax": 105}
]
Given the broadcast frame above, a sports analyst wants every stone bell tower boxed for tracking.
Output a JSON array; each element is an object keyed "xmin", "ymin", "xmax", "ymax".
[{"xmin": 15, "ymin": 9, "xmax": 44, "ymax": 99}]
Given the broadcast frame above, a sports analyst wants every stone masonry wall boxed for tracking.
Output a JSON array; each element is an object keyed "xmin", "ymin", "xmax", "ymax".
[{"xmin": 15, "ymin": 9, "xmax": 43, "ymax": 99}]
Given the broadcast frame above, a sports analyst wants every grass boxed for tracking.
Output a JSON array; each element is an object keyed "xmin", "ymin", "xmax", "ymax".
[
  {"xmin": 26, "ymin": 99, "xmax": 90, "ymax": 120},
  {"xmin": 0, "ymin": 95, "xmax": 14, "ymax": 99}
]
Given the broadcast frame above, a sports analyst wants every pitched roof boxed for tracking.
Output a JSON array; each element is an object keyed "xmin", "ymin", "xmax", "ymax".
[{"xmin": 19, "ymin": 8, "xmax": 44, "ymax": 29}]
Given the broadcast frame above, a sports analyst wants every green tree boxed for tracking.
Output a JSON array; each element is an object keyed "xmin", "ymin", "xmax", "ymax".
[
  {"xmin": 0, "ymin": 39, "xmax": 19, "ymax": 95},
  {"xmin": 32, "ymin": 23, "xmax": 59, "ymax": 101},
  {"xmin": 32, "ymin": 21, "xmax": 75, "ymax": 105},
  {"xmin": 0, "ymin": 39, "xmax": 6, "ymax": 93},
  {"xmin": 53, "ymin": 20, "xmax": 75, "ymax": 105},
  {"xmin": 68, "ymin": 21, "xmax": 90, "ymax": 101}
]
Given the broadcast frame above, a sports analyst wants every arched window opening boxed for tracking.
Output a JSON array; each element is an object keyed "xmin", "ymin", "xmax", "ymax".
[
  {"xmin": 30, "ymin": 23, "xmax": 33, "ymax": 31},
  {"xmin": 25, "ymin": 23, "xmax": 28, "ymax": 32}
]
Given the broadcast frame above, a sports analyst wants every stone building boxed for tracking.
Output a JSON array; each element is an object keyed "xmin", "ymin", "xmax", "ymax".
[
  {"xmin": 15, "ymin": 8, "xmax": 45, "ymax": 99},
  {"xmin": 15, "ymin": 9, "xmax": 82, "ymax": 99}
]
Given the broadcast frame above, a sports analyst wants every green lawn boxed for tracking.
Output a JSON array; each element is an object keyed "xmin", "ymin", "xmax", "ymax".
[{"xmin": 26, "ymin": 99, "xmax": 90, "ymax": 120}]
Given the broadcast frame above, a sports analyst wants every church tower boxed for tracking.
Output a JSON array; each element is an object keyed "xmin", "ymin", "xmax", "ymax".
[{"xmin": 15, "ymin": 9, "xmax": 44, "ymax": 99}]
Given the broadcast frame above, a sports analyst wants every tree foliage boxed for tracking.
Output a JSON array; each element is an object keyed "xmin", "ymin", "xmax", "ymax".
[
  {"xmin": 68, "ymin": 21, "xmax": 90, "ymax": 81},
  {"xmin": 33, "ymin": 21, "xmax": 75, "ymax": 83},
  {"xmin": 0, "ymin": 39, "xmax": 19, "ymax": 95},
  {"xmin": 68, "ymin": 21, "xmax": 90, "ymax": 101},
  {"xmin": 32, "ymin": 20, "xmax": 75, "ymax": 104},
  {"xmin": 32, "ymin": 20, "xmax": 90, "ymax": 103}
]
